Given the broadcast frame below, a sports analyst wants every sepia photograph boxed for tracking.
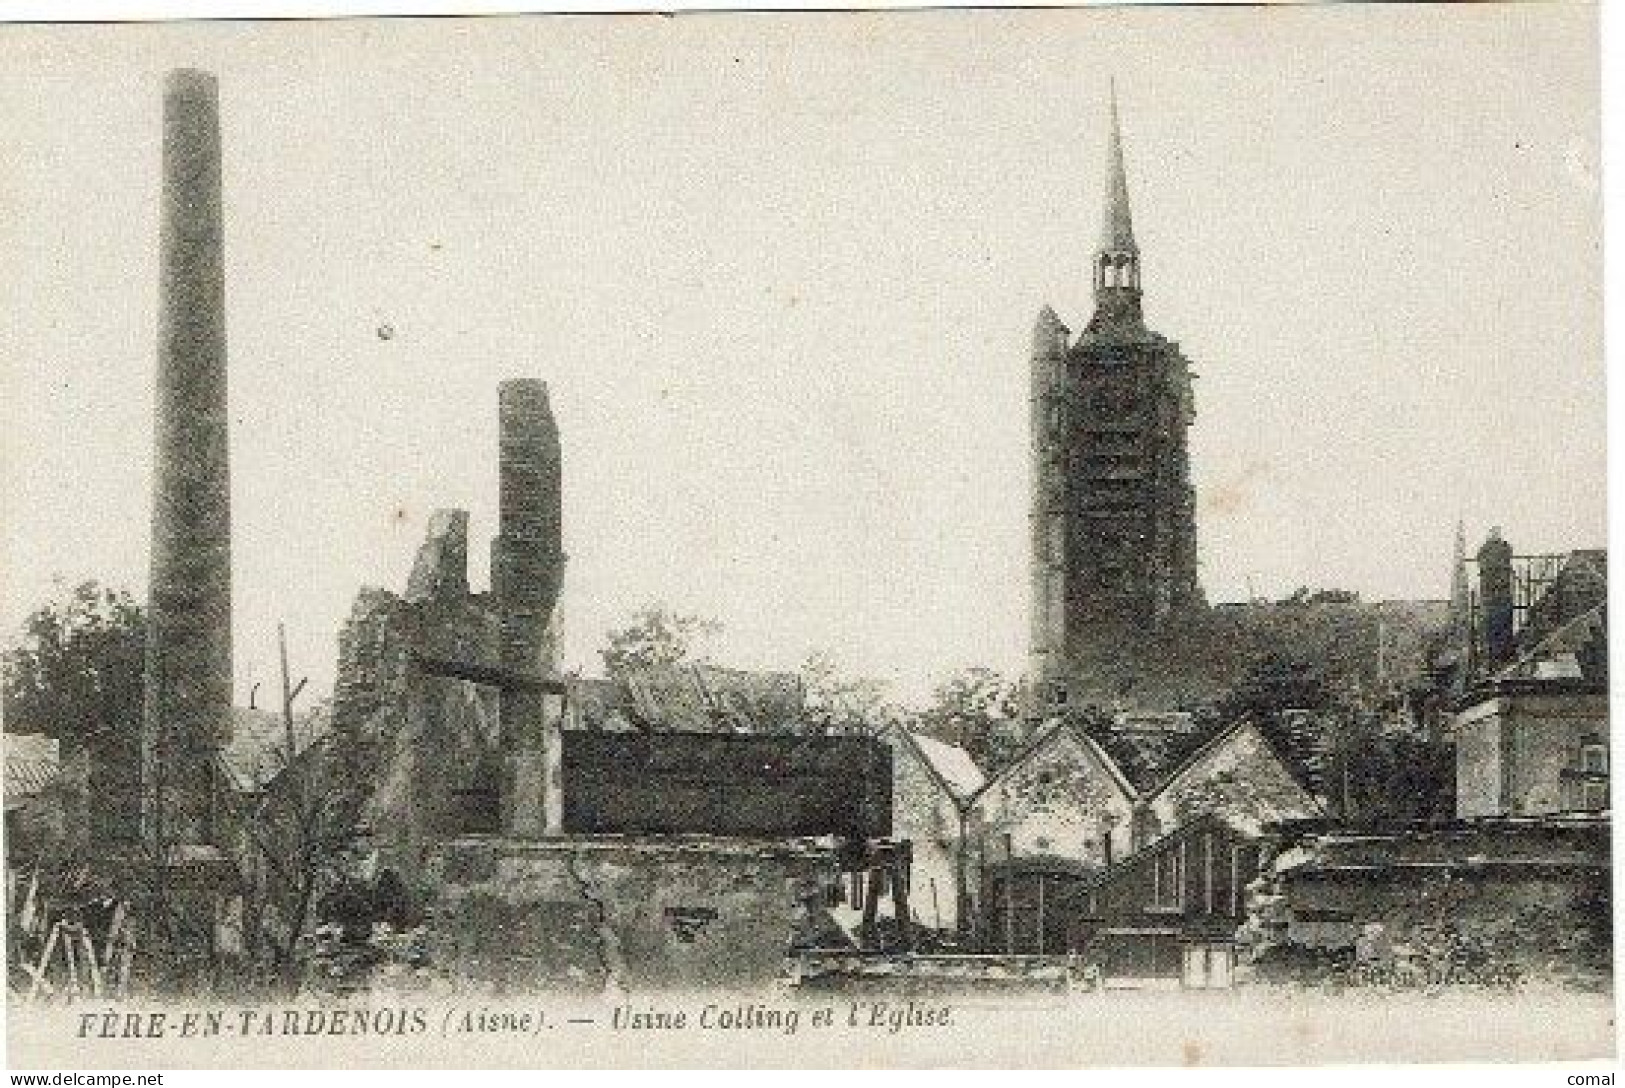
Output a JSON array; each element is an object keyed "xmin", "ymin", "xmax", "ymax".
[{"xmin": 0, "ymin": 1, "xmax": 1612, "ymax": 1070}]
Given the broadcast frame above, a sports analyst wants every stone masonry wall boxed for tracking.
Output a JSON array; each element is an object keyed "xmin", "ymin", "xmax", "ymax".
[
  {"xmin": 428, "ymin": 838, "xmax": 837, "ymax": 993},
  {"xmin": 887, "ymin": 736, "xmax": 967, "ymax": 933}
]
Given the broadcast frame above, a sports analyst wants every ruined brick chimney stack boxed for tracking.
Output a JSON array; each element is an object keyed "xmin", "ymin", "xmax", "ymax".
[
  {"xmin": 492, "ymin": 379, "xmax": 564, "ymax": 680},
  {"xmin": 491, "ymin": 380, "xmax": 565, "ymax": 833},
  {"xmin": 142, "ymin": 69, "xmax": 232, "ymax": 851}
]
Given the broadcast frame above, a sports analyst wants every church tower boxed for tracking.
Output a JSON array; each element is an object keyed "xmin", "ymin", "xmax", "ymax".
[{"xmin": 1029, "ymin": 85, "xmax": 1202, "ymax": 712}]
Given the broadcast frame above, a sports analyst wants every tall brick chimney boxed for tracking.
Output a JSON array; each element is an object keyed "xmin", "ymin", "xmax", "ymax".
[
  {"xmin": 491, "ymin": 380, "xmax": 565, "ymax": 833},
  {"xmin": 142, "ymin": 69, "xmax": 232, "ymax": 853},
  {"xmin": 1477, "ymin": 527, "xmax": 1516, "ymax": 672},
  {"xmin": 1028, "ymin": 304, "xmax": 1070, "ymax": 714}
]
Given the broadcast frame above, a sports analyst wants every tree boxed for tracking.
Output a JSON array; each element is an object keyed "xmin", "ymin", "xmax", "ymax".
[
  {"xmin": 1279, "ymin": 586, "xmax": 1362, "ymax": 606},
  {"xmin": 240, "ymin": 722, "xmax": 348, "ymax": 992},
  {"xmin": 599, "ymin": 605, "xmax": 720, "ymax": 675},
  {"xmin": 1333, "ymin": 721, "xmax": 1455, "ymax": 823},
  {"xmin": 800, "ymin": 650, "xmax": 897, "ymax": 737},
  {"xmin": 1214, "ymin": 650, "xmax": 1454, "ymax": 821},
  {"xmin": 237, "ymin": 629, "xmax": 352, "ymax": 994},
  {"xmin": 2, "ymin": 581, "xmax": 144, "ymax": 749},
  {"xmin": 1217, "ymin": 650, "xmax": 1336, "ymax": 723},
  {"xmin": 913, "ymin": 667, "xmax": 1025, "ymax": 772}
]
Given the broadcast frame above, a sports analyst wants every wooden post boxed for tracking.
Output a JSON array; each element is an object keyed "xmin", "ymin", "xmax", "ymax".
[
  {"xmin": 278, "ymin": 622, "xmax": 308, "ymax": 780},
  {"xmin": 1003, "ymin": 833, "xmax": 1016, "ymax": 955},
  {"xmin": 893, "ymin": 842, "xmax": 913, "ymax": 953},
  {"xmin": 62, "ymin": 924, "xmax": 82, "ymax": 1000},
  {"xmin": 860, "ymin": 849, "xmax": 880, "ymax": 950},
  {"xmin": 1036, "ymin": 873, "xmax": 1046, "ymax": 956},
  {"xmin": 274, "ymin": 621, "xmax": 313, "ymax": 986},
  {"xmin": 115, "ymin": 928, "xmax": 136, "ymax": 997},
  {"xmin": 1204, "ymin": 832, "xmax": 1215, "ymax": 915},
  {"xmin": 103, "ymin": 901, "xmax": 127, "ymax": 965},
  {"xmin": 953, "ymin": 807, "xmax": 971, "ymax": 946},
  {"xmin": 79, "ymin": 927, "xmax": 105, "ymax": 998},
  {"xmin": 1230, "ymin": 845, "xmax": 1240, "ymax": 917},
  {"xmin": 17, "ymin": 869, "xmax": 38, "ymax": 936},
  {"xmin": 29, "ymin": 921, "xmax": 61, "ymax": 1000},
  {"xmin": 541, "ymin": 688, "xmax": 566, "ymax": 835}
]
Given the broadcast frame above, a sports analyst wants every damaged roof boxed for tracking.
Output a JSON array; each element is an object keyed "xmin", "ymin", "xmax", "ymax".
[
  {"xmin": 4, "ymin": 732, "xmax": 59, "ymax": 803},
  {"xmin": 1273, "ymin": 818, "xmax": 1609, "ymax": 876},
  {"xmin": 1496, "ymin": 602, "xmax": 1607, "ymax": 684},
  {"xmin": 1082, "ymin": 722, "xmax": 1215, "ymax": 795},
  {"xmin": 570, "ymin": 664, "xmax": 806, "ymax": 734},
  {"xmin": 990, "ymin": 713, "xmax": 1322, "ymax": 818}
]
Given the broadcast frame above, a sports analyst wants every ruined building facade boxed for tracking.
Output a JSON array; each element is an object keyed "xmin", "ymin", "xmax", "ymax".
[
  {"xmin": 331, "ymin": 380, "xmax": 565, "ymax": 874},
  {"xmin": 327, "ymin": 384, "xmax": 890, "ymax": 989},
  {"xmin": 1030, "ymin": 89, "xmax": 1202, "ymax": 712}
]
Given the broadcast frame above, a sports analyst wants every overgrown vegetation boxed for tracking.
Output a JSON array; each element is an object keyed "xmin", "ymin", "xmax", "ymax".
[
  {"xmin": 3, "ymin": 581, "xmax": 144, "ymax": 750},
  {"xmin": 599, "ymin": 604, "xmax": 721, "ymax": 674}
]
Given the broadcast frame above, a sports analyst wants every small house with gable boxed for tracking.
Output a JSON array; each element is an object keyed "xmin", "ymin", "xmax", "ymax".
[
  {"xmin": 967, "ymin": 720, "xmax": 1139, "ymax": 952},
  {"xmin": 1134, "ymin": 717, "xmax": 1322, "ymax": 848}
]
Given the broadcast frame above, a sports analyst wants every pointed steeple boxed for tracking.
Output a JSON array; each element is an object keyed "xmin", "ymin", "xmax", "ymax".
[
  {"xmin": 1089, "ymin": 80, "xmax": 1143, "ymax": 330},
  {"xmin": 1099, "ymin": 79, "xmax": 1137, "ymax": 255}
]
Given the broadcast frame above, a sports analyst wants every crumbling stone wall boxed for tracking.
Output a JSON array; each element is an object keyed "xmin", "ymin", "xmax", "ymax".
[
  {"xmin": 331, "ymin": 514, "xmax": 508, "ymax": 884},
  {"xmin": 427, "ymin": 838, "xmax": 836, "ymax": 993},
  {"xmin": 332, "ymin": 587, "xmax": 410, "ymax": 828},
  {"xmin": 1243, "ymin": 824, "xmax": 1611, "ymax": 989}
]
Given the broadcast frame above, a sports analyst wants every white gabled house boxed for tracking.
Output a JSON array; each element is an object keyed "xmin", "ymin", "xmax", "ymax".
[
  {"xmin": 884, "ymin": 726, "xmax": 986, "ymax": 936},
  {"xmin": 969, "ymin": 720, "xmax": 1140, "ymax": 872}
]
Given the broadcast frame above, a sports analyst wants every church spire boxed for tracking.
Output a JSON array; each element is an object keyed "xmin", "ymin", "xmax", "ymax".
[
  {"xmin": 1099, "ymin": 79, "xmax": 1136, "ymax": 256},
  {"xmin": 1090, "ymin": 80, "xmax": 1142, "ymax": 327}
]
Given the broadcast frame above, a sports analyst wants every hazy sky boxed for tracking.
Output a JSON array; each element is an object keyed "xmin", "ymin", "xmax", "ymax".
[{"xmin": 0, "ymin": 5, "xmax": 1603, "ymax": 705}]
